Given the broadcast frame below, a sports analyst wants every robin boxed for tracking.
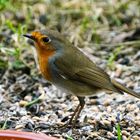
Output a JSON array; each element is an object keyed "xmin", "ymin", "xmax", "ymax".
[{"xmin": 23, "ymin": 29, "xmax": 140, "ymax": 128}]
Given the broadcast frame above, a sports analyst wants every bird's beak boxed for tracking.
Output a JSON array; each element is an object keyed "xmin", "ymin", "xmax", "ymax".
[{"xmin": 23, "ymin": 34, "xmax": 35, "ymax": 41}]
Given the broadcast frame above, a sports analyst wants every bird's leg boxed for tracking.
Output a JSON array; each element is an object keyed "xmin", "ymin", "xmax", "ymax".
[
  {"xmin": 58, "ymin": 100, "xmax": 81, "ymax": 129},
  {"xmin": 67, "ymin": 103, "xmax": 81, "ymax": 125},
  {"xmin": 58, "ymin": 97, "xmax": 85, "ymax": 129},
  {"xmin": 72, "ymin": 97, "xmax": 85, "ymax": 128}
]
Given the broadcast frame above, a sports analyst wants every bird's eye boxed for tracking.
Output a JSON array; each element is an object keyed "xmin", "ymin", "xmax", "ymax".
[{"xmin": 42, "ymin": 37, "xmax": 51, "ymax": 43}]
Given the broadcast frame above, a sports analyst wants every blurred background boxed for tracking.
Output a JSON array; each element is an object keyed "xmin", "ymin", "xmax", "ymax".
[{"xmin": 0, "ymin": 0, "xmax": 140, "ymax": 139}]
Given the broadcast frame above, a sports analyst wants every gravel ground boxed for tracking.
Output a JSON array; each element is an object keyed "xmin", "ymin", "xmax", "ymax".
[
  {"xmin": 0, "ymin": 1, "xmax": 140, "ymax": 140},
  {"xmin": 0, "ymin": 46, "xmax": 139, "ymax": 140}
]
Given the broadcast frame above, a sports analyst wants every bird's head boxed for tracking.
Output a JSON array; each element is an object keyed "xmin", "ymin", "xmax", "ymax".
[{"xmin": 23, "ymin": 30, "xmax": 68, "ymax": 52}]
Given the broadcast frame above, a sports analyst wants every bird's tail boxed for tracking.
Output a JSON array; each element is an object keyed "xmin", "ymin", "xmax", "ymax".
[{"xmin": 111, "ymin": 79, "xmax": 140, "ymax": 99}]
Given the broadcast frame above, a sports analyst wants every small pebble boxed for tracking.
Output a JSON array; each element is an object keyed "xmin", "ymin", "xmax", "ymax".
[
  {"xmin": 135, "ymin": 116, "xmax": 140, "ymax": 121},
  {"xmin": 126, "ymin": 104, "xmax": 137, "ymax": 111},
  {"xmin": 99, "ymin": 129, "xmax": 107, "ymax": 135},
  {"xmin": 9, "ymin": 105, "xmax": 17, "ymax": 111},
  {"xmin": 81, "ymin": 125, "xmax": 93, "ymax": 131},
  {"xmin": 25, "ymin": 122, "xmax": 35, "ymax": 130},
  {"xmin": 27, "ymin": 104, "xmax": 39, "ymax": 115},
  {"xmin": 130, "ymin": 65, "xmax": 140, "ymax": 73},
  {"xmin": 91, "ymin": 106, "xmax": 99, "ymax": 112},
  {"xmin": 90, "ymin": 132, "xmax": 99, "ymax": 137},
  {"xmin": 53, "ymin": 134, "xmax": 63, "ymax": 139},
  {"xmin": 121, "ymin": 130, "xmax": 130, "ymax": 136},
  {"xmin": 61, "ymin": 116, "xmax": 69, "ymax": 122},
  {"xmin": 115, "ymin": 67, "xmax": 122, "ymax": 77},
  {"xmin": 15, "ymin": 124, "xmax": 24, "ymax": 130},
  {"xmin": 40, "ymin": 105, "xmax": 44, "ymax": 111},
  {"xmin": 122, "ymin": 135, "xmax": 128, "ymax": 140},
  {"xmin": 132, "ymin": 136, "xmax": 139, "ymax": 140},
  {"xmin": 102, "ymin": 120, "xmax": 111, "ymax": 126},
  {"xmin": 127, "ymin": 127, "xmax": 135, "ymax": 132},
  {"xmin": 135, "ymin": 121, "xmax": 140, "ymax": 127},
  {"xmin": 134, "ymin": 108, "xmax": 139, "ymax": 115},
  {"xmin": 134, "ymin": 87, "xmax": 140, "ymax": 93},
  {"xmin": 32, "ymin": 116, "xmax": 41, "ymax": 121},
  {"xmin": 107, "ymin": 106, "xmax": 112, "ymax": 113},
  {"xmin": 89, "ymin": 119, "xmax": 96, "ymax": 125},
  {"xmin": 119, "ymin": 57, "xmax": 129, "ymax": 65},
  {"xmin": 24, "ymin": 95, "xmax": 32, "ymax": 102},
  {"xmin": 103, "ymin": 99, "xmax": 111, "ymax": 106},
  {"xmin": 120, "ymin": 121, "xmax": 128, "ymax": 127},
  {"xmin": 19, "ymin": 100, "xmax": 28, "ymax": 107},
  {"xmin": 37, "ymin": 123, "xmax": 50, "ymax": 129},
  {"xmin": 89, "ymin": 99, "xmax": 100, "ymax": 105},
  {"xmin": 19, "ymin": 109, "xmax": 27, "ymax": 116},
  {"xmin": 107, "ymin": 131, "xmax": 114, "ymax": 137},
  {"xmin": 110, "ymin": 117, "xmax": 116, "ymax": 123}
]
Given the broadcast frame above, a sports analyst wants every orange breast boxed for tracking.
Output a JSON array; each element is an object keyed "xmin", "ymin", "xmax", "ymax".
[{"xmin": 38, "ymin": 50, "xmax": 55, "ymax": 81}]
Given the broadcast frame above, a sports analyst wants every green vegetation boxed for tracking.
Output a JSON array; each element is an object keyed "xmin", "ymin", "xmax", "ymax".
[
  {"xmin": 66, "ymin": 135, "xmax": 74, "ymax": 140},
  {"xmin": 116, "ymin": 123, "xmax": 122, "ymax": 140},
  {"xmin": 107, "ymin": 45, "xmax": 124, "ymax": 69},
  {"xmin": 0, "ymin": 119, "xmax": 8, "ymax": 130}
]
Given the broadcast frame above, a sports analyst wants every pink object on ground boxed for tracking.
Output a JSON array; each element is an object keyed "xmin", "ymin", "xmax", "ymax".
[{"xmin": 0, "ymin": 130, "xmax": 59, "ymax": 140}]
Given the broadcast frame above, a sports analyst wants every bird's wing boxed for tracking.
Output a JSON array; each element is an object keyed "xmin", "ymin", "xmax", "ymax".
[
  {"xmin": 54, "ymin": 48, "xmax": 118, "ymax": 92},
  {"xmin": 75, "ymin": 67, "xmax": 118, "ymax": 92}
]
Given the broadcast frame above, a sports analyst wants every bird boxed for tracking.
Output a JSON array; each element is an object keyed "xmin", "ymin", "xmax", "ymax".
[{"xmin": 23, "ymin": 29, "xmax": 140, "ymax": 128}]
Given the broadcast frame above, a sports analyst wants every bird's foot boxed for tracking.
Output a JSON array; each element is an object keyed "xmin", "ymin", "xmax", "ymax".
[{"xmin": 53, "ymin": 120, "xmax": 78, "ymax": 130}]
